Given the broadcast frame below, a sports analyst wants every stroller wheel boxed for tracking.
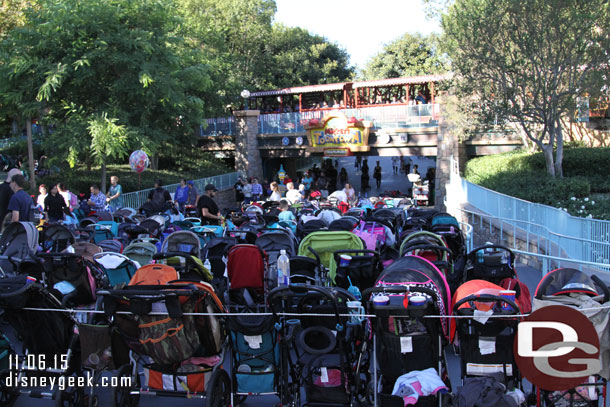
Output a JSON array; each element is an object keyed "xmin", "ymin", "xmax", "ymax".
[
  {"xmin": 206, "ymin": 369, "xmax": 230, "ymax": 407},
  {"xmin": 234, "ymin": 395, "xmax": 247, "ymax": 405},
  {"xmin": 113, "ymin": 364, "xmax": 140, "ymax": 407},
  {"xmin": 55, "ymin": 385, "xmax": 85, "ymax": 407},
  {"xmin": 0, "ymin": 369, "xmax": 19, "ymax": 406}
]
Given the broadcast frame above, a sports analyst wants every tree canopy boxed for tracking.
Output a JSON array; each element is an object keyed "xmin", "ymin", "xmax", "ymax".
[
  {"xmin": 0, "ymin": 0, "xmax": 215, "ymax": 179},
  {"xmin": 360, "ymin": 32, "xmax": 448, "ymax": 80},
  {"xmin": 442, "ymin": 0, "xmax": 610, "ymax": 177}
]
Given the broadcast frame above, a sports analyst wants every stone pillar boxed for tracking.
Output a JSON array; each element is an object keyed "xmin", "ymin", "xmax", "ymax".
[
  {"xmin": 234, "ymin": 110, "xmax": 263, "ymax": 180},
  {"xmin": 434, "ymin": 100, "xmax": 459, "ymax": 212}
]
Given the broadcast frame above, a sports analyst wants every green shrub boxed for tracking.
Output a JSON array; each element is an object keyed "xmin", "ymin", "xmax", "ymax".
[{"xmin": 464, "ymin": 148, "xmax": 610, "ymax": 219}]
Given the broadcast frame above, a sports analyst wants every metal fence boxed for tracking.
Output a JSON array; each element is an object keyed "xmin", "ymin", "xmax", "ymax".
[
  {"xmin": 121, "ymin": 172, "xmax": 242, "ymax": 210},
  {"xmin": 446, "ymin": 157, "xmax": 610, "ymax": 272},
  {"xmin": 201, "ymin": 104, "xmax": 439, "ymax": 136}
]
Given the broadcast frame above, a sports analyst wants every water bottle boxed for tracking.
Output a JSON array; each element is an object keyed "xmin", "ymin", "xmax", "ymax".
[
  {"xmin": 204, "ymin": 258, "xmax": 211, "ymax": 272},
  {"xmin": 476, "ymin": 250, "xmax": 484, "ymax": 264},
  {"xmin": 277, "ymin": 250, "xmax": 290, "ymax": 287},
  {"xmin": 501, "ymin": 251, "xmax": 509, "ymax": 265}
]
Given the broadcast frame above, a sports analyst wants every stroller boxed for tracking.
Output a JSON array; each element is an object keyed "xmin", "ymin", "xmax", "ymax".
[
  {"xmin": 268, "ymin": 284, "xmax": 367, "ymax": 406},
  {"xmin": 123, "ymin": 240, "xmax": 157, "ymax": 266},
  {"xmin": 153, "ymin": 252, "xmax": 213, "ymax": 283},
  {"xmin": 464, "ymin": 244, "xmax": 516, "ymax": 285},
  {"xmin": 400, "ymin": 231, "xmax": 458, "ymax": 292},
  {"xmin": 226, "ymin": 244, "xmax": 268, "ymax": 304},
  {"xmin": 93, "ymin": 252, "xmax": 138, "ymax": 286},
  {"xmin": 0, "ymin": 275, "xmax": 104, "ymax": 405},
  {"xmin": 532, "ymin": 268, "xmax": 610, "ymax": 407},
  {"xmin": 298, "ymin": 231, "xmax": 364, "ymax": 285},
  {"xmin": 98, "ymin": 269, "xmax": 229, "ymax": 406},
  {"xmin": 39, "ymin": 251, "xmax": 104, "ymax": 307},
  {"xmin": 333, "ymin": 249, "xmax": 381, "ymax": 295},
  {"xmin": 40, "ymin": 223, "xmax": 76, "ymax": 253},
  {"xmin": 452, "ymin": 279, "xmax": 522, "ymax": 388},
  {"xmin": 0, "ymin": 221, "xmax": 40, "ymax": 276},
  {"xmin": 161, "ymin": 230, "xmax": 202, "ymax": 257},
  {"xmin": 255, "ymin": 228, "xmax": 298, "ymax": 266},
  {"xmin": 364, "ymin": 255, "xmax": 453, "ymax": 406}
]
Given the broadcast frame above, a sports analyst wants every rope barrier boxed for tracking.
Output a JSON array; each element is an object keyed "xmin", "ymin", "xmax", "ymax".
[{"xmin": 18, "ymin": 305, "xmax": 610, "ymax": 319}]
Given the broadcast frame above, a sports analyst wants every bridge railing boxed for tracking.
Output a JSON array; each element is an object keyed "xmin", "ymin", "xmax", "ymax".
[
  {"xmin": 201, "ymin": 104, "xmax": 440, "ymax": 136},
  {"xmin": 121, "ymin": 172, "xmax": 242, "ymax": 210},
  {"xmin": 446, "ymin": 157, "xmax": 610, "ymax": 272}
]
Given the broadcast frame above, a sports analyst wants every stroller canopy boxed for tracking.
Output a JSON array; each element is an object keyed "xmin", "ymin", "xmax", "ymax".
[
  {"xmin": 452, "ymin": 279, "xmax": 504, "ymax": 312},
  {"xmin": 298, "ymin": 231, "xmax": 364, "ymax": 282},
  {"xmin": 535, "ymin": 268, "xmax": 606, "ymax": 298},
  {"xmin": 161, "ymin": 230, "xmax": 201, "ymax": 256}
]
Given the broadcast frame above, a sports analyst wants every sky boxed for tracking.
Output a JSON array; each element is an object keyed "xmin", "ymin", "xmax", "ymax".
[{"xmin": 274, "ymin": 0, "xmax": 441, "ymax": 71}]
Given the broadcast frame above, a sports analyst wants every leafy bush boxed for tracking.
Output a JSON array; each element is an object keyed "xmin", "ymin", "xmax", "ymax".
[{"xmin": 464, "ymin": 148, "xmax": 610, "ymax": 219}]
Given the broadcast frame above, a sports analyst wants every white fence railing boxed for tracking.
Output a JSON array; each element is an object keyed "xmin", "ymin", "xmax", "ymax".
[
  {"xmin": 446, "ymin": 157, "xmax": 610, "ymax": 273},
  {"xmin": 121, "ymin": 172, "xmax": 241, "ymax": 210}
]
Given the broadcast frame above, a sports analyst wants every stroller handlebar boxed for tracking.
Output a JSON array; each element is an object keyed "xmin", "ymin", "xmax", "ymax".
[{"xmin": 453, "ymin": 293, "xmax": 520, "ymax": 314}]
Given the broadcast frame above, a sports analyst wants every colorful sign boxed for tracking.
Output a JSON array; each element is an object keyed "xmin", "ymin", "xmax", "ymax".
[{"xmin": 306, "ymin": 115, "xmax": 371, "ymax": 149}]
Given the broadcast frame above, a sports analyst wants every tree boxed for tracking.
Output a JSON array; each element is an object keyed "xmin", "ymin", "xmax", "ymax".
[
  {"xmin": 176, "ymin": 0, "xmax": 276, "ymax": 106},
  {"xmin": 0, "ymin": 0, "xmax": 216, "ymax": 181},
  {"xmin": 442, "ymin": 0, "xmax": 610, "ymax": 177},
  {"xmin": 361, "ymin": 33, "xmax": 448, "ymax": 80},
  {"xmin": 264, "ymin": 25, "xmax": 354, "ymax": 88}
]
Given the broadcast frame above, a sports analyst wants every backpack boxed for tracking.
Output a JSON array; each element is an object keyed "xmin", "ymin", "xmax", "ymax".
[
  {"xmin": 69, "ymin": 192, "xmax": 78, "ymax": 209},
  {"xmin": 151, "ymin": 189, "xmax": 169, "ymax": 211}
]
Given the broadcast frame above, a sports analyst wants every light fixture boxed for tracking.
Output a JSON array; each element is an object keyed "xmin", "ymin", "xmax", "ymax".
[{"xmin": 241, "ymin": 89, "xmax": 250, "ymax": 110}]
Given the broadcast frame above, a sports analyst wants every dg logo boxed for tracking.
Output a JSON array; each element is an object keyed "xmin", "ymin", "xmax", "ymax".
[{"xmin": 514, "ymin": 305, "xmax": 601, "ymax": 391}]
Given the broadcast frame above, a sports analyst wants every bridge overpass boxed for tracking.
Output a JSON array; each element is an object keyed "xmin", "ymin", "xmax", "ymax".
[{"xmin": 200, "ymin": 101, "xmax": 523, "ymax": 189}]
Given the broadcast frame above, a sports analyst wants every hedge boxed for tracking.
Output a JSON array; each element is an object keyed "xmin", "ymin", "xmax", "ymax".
[{"xmin": 464, "ymin": 147, "xmax": 610, "ymax": 219}]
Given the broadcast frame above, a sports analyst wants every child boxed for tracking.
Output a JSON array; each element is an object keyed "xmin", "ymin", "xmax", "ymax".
[{"xmin": 278, "ymin": 199, "xmax": 296, "ymax": 234}]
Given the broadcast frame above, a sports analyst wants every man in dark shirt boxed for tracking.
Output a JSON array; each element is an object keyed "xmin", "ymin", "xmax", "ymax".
[
  {"xmin": 197, "ymin": 184, "xmax": 223, "ymax": 225},
  {"xmin": 0, "ymin": 169, "xmax": 22, "ymax": 225},
  {"xmin": 7, "ymin": 174, "xmax": 32, "ymax": 222}
]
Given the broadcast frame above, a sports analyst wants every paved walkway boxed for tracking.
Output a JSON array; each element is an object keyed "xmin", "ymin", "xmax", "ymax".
[{"xmin": 332, "ymin": 155, "xmax": 436, "ymax": 196}]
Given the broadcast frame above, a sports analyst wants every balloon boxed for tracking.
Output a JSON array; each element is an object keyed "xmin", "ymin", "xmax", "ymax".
[{"xmin": 129, "ymin": 150, "xmax": 149, "ymax": 174}]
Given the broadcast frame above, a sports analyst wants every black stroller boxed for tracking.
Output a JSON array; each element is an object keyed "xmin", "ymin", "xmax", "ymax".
[
  {"xmin": 0, "ymin": 275, "xmax": 107, "ymax": 406},
  {"xmin": 0, "ymin": 221, "xmax": 41, "ymax": 277},
  {"xmin": 268, "ymin": 284, "xmax": 368, "ymax": 406},
  {"xmin": 364, "ymin": 255, "xmax": 453, "ymax": 407}
]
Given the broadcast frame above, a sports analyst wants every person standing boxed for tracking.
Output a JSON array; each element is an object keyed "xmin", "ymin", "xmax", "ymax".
[
  {"xmin": 242, "ymin": 178, "xmax": 253, "ymax": 205},
  {"xmin": 44, "ymin": 184, "xmax": 67, "ymax": 222},
  {"xmin": 392, "ymin": 157, "xmax": 399, "ymax": 174},
  {"xmin": 7, "ymin": 174, "xmax": 32, "ymax": 223},
  {"xmin": 144, "ymin": 179, "xmax": 172, "ymax": 214},
  {"xmin": 198, "ymin": 184, "xmax": 223, "ymax": 225},
  {"xmin": 374, "ymin": 161, "xmax": 383, "ymax": 189},
  {"xmin": 285, "ymin": 182, "xmax": 301, "ymax": 204},
  {"xmin": 339, "ymin": 168, "xmax": 348, "ymax": 187},
  {"xmin": 234, "ymin": 177, "xmax": 244, "ymax": 205},
  {"xmin": 269, "ymin": 182, "xmax": 282, "ymax": 201},
  {"xmin": 302, "ymin": 172, "xmax": 313, "ymax": 197},
  {"xmin": 106, "ymin": 176, "xmax": 123, "ymax": 211},
  {"xmin": 361, "ymin": 159, "xmax": 369, "ymax": 190},
  {"xmin": 343, "ymin": 183, "xmax": 356, "ymax": 204},
  {"xmin": 355, "ymin": 155, "xmax": 362, "ymax": 170},
  {"xmin": 251, "ymin": 178, "xmax": 263, "ymax": 202},
  {"xmin": 174, "ymin": 179, "xmax": 189, "ymax": 213},
  {"xmin": 186, "ymin": 181, "xmax": 199, "ymax": 207},
  {"xmin": 36, "ymin": 184, "xmax": 48, "ymax": 210},
  {"xmin": 0, "ymin": 169, "xmax": 22, "ymax": 225}
]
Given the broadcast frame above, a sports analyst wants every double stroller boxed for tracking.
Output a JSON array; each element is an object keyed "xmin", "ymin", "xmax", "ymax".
[
  {"xmin": 364, "ymin": 255, "xmax": 453, "ymax": 407},
  {"xmin": 98, "ymin": 265, "xmax": 228, "ymax": 405}
]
